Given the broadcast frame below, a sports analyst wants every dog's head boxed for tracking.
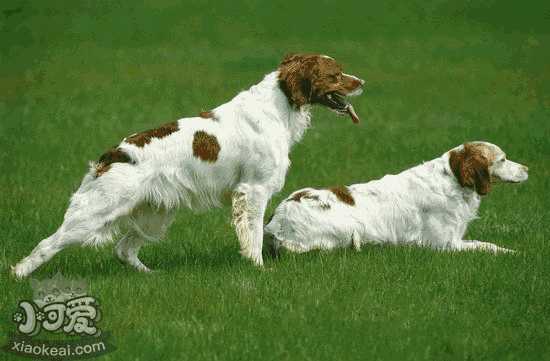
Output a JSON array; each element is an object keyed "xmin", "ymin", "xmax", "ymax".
[
  {"xmin": 449, "ymin": 141, "xmax": 528, "ymax": 195},
  {"xmin": 278, "ymin": 54, "xmax": 365, "ymax": 123}
]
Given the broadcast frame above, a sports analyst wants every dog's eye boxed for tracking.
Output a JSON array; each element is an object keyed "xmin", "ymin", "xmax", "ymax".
[{"xmin": 500, "ymin": 158, "xmax": 506, "ymax": 162}]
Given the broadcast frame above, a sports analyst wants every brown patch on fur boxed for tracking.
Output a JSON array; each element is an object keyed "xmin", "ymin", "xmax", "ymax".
[
  {"xmin": 288, "ymin": 190, "xmax": 310, "ymax": 202},
  {"xmin": 95, "ymin": 164, "xmax": 112, "ymax": 177},
  {"xmin": 305, "ymin": 194, "xmax": 320, "ymax": 201},
  {"xmin": 199, "ymin": 111, "xmax": 216, "ymax": 120},
  {"xmin": 287, "ymin": 190, "xmax": 330, "ymax": 209},
  {"xmin": 278, "ymin": 54, "xmax": 361, "ymax": 108},
  {"xmin": 449, "ymin": 143, "xmax": 492, "ymax": 195},
  {"xmin": 329, "ymin": 186, "xmax": 355, "ymax": 206},
  {"xmin": 125, "ymin": 121, "xmax": 179, "ymax": 147},
  {"xmin": 192, "ymin": 131, "xmax": 221, "ymax": 162},
  {"xmin": 95, "ymin": 147, "xmax": 133, "ymax": 177}
]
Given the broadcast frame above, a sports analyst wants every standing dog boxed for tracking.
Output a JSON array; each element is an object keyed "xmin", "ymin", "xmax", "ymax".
[
  {"xmin": 265, "ymin": 142, "xmax": 528, "ymax": 254},
  {"xmin": 12, "ymin": 54, "xmax": 364, "ymax": 278}
]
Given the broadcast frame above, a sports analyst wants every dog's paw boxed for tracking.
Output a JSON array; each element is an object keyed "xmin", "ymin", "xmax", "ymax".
[
  {"xmin": 240, "ymin": 249, "xmax": 264, "ymax": 267},
  {"xmin": 10, "ymin": 264, "xmax": 28, "ymax": 280}
]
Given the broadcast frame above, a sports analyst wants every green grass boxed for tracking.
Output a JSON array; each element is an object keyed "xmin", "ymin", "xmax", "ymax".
[{"xmin": 1, "ymin": 1, "xmax": 550, "ymax": 360}]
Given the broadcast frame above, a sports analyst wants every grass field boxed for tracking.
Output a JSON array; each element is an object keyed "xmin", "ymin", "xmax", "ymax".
[{"xmin": 1, "ymin": 1, "xmax": 550, "ymax": 360}]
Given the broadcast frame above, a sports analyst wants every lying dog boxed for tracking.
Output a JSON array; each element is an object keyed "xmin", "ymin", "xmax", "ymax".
[
  {"xmin": 265, "ymin": 142, "xmax": 528, "ymax": 254},
  {"xmin": 12, "ymin": 54, "xmax": 364, "ymax": 278}
]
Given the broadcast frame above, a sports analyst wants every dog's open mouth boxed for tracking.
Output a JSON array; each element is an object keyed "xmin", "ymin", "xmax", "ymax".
[{"xmin": 323, "ymin": 92, "xmax": 361, "ymax": 124}]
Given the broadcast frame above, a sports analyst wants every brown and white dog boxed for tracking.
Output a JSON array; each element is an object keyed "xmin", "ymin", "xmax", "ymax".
[
  {"xmin": 12, "ymin": 54, "xmax": 364, "ymax": 278},
  {"xmin": 265, "ymin": 142, "xmax": 528, "ymax": 254}
]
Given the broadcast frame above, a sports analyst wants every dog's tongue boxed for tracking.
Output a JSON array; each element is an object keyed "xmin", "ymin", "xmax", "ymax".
[{"xmin": 346, "ymin": 104, "xmax": 360, "ymax": 124}]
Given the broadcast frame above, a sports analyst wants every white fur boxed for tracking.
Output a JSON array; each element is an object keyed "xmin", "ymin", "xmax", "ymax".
[
  {"xmin": 265, "ymin": 142, "xmax": 528, "ymax": 254},
  {"xmin": 13, "ymin": 71, "xmax": 313, "ymax": 278}
]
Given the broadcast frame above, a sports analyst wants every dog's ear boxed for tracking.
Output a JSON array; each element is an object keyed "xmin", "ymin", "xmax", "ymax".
[
  {"xmin": 465, "ymin": 149, "xmax": 491, "ymax": 195},
  {"xmin": 449, "ymin": 148, "xmax": 466, "ymax": 186},
  {"xmin": 278, "ymin": 54, "xmax": 313, "ymax": 107},
  {"xmin": 450, "ymin": 144, "xmax": 491, "ymax": 195}
]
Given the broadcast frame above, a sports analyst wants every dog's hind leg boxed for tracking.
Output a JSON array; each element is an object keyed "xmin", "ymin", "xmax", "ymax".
[
  {"xmin": 12, "ymin": 213, "xmax": 119, "ymax": 279},
  {"xmin": 115, "ymin": 205, "xmax": 175, "ymax": 272},
  {"xmin": 115, "ymin": 233, "xmax": 150, "ymax": 272},
  {"xmin": 11, "ymin": 230, "xmax": 64, "ymax": 279},
  {"xmin": 12, "ymin": 205, "xmax": 133, "ymax": 279},
  {"xmin": 12, "ymin": 172, "xmax": 142, "ymax": 279}
]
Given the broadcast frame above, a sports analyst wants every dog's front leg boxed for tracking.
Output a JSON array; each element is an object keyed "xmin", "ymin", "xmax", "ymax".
[
  {"xmin": 232, "ymin": 185, "xmax": 269, "ymax": 266},
  {"xmin": 451, "ymin": 240, "xmax": 515, "ymax": 254}
]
